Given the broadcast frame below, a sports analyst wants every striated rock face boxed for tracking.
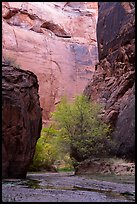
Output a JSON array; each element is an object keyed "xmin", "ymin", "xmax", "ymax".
[
  {"xmin": 2, "ymin": 62, "xmax": 42, "ymax": 178},
  {"xmin": 84, "ymin": 2, "xmax": 135, "ymax": 160},
  {"xmin": 2, "ymin": 2, "xmax": 98, "ymax": 124}
]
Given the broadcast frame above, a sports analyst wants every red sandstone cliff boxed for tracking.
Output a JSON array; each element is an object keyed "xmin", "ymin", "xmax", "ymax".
[
  {"xmin": 2, "ymin": 2, "xmax": 135, "ymax": 179},
  {"xmin": 2, "ymin": 2, "xmax": 98, "ymax": 124},
  {"xmin": 2, "ymin": 62, "xmax": 42, "ymax": 178},
  {"xmin": 84, "ymin": 2, "xmax": 135, "ymax": 160}
]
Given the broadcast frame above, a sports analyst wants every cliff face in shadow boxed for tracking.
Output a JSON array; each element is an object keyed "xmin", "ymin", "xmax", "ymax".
[
  {"xmin": 2, "ymin": 62, "xmax": 42, "ymax": 178},
  {"xmin": 2, "ymin": 2, "xmax": 98, "ymax": 124},
  {"xmin": 84, "ymin": 2, "xmax": 135, "ymax": 160}
]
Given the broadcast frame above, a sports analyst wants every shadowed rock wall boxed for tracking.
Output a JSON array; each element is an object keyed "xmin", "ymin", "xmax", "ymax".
[
  {"xmin": 84, "ymin": 2, "xmax": 135, "ymax": 160},
  {"xmin": 2, "ymin": 63, "xmax": 42, "ymax": 178}
]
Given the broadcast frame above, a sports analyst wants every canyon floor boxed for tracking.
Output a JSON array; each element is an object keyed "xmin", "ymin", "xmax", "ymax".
[{"xmin": 2, "ymin": 172, "xmax": 135, "ymax": 202}]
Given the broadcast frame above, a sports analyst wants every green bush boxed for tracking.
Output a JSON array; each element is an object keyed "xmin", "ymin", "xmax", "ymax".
[
  {"xmin": 29, "ymin": 127, "xmax": 60, "ymax": 171},
  {"xmin": 52, "ymin": 95, "xmax": 112, "ymax": 163},
  {"xmin": 29, "ymin": 126, "xmax": 73, "ymax": 172},
  {"xmin": 30, "ymin": 94, "xmax": 112, "ymax": 172}
]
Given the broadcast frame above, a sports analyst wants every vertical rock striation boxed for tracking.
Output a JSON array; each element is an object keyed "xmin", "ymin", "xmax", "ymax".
[
  {"xmin": 2, "ymin": 62, "xmax": 42, "ymax": 178},
  {"xmin": 2, "ymin": 2, "xmax": 98, "ymax": 124},
  {"xmin": 84, "ymin": 2, "xmax": 135, "ymax": 160}
]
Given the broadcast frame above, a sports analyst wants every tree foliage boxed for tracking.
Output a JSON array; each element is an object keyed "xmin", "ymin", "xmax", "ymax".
[
  {"xmin": 30, "ymin": 94, "xmax": 112, "ymax": 171},
  {"xmin": 29, "ymin": 126, "xmax": 72, "ymax": 171},
  {"xmin": 52, "ymin": 95, "xmax": 111, "ymax": 163},
  {"xmin": 29, "ymin": 127, "xmax": 60, "ymax": 171}
]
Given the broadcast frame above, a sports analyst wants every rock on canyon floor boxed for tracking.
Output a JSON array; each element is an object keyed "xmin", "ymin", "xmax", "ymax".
[{"xmin": 2, "ymin": 172, "xmax": 135, "ymax": 202}]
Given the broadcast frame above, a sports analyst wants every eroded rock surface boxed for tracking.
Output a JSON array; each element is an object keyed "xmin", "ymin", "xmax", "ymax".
[
  {"xmin": 2, "ymin": 2, "xmax": 98, "ymax": 123},
  {"xmin": 84, "ymin": 2, "xmax": 135, "ymax": 160},
  {"xmin": 75, "ymin": 158, "xmax": 135, "ymax": 176},
  {"xmin": 2, "ymin": 62, "xmax": 42, "ymax": 178}
]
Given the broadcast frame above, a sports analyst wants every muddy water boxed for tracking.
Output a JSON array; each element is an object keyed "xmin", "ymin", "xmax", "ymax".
[{"xmin": 2, "ymin": 172, "xmax": 135, "ymax": 202}]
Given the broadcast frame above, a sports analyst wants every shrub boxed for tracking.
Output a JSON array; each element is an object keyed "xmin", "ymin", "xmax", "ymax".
[
  {"xmin": 29, "ymin": 127, "xmax": 60, "ymax": 171},
  {"xmin": 30, "ymin": 94, "xmax": 112, "ymax": 172},
  {"xmin": 52, "ymin": 95, "xmax": 112, "ymax": 164}
]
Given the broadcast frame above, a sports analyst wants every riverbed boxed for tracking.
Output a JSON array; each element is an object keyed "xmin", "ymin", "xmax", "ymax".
[{"xmin": 2, "ymin": 172, "xmax": 135, "ymax": 202}]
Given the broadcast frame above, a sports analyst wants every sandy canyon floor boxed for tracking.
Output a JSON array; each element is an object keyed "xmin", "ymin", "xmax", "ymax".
[{"xmin": 2, "ymin": 172, "xmax": 135, "ymax": 202}]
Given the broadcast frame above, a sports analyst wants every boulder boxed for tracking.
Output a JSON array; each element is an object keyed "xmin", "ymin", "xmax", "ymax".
[
  {"xmin": 75, "ymin": 158, "xmax": 135, "ymax": 176},
  {"xmin": 2, "ymin": 62, "xmax": 42, "ymax": 178}
]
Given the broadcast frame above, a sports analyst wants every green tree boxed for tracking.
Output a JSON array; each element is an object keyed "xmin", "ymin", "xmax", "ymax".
[
  {"xmin": 30, "ymin": 95, "xmax": 112, "ymax": 172},
  {"xmin": 29, "ymin": 126, "xmax": 73, "ymax": 172},
  {"xmin": 29, "ymin": 127, "xmax": 60, "ymax": 171},
  {"xmin": 52, "ymin": 95, "xmax": 111, "ymax": 163}
]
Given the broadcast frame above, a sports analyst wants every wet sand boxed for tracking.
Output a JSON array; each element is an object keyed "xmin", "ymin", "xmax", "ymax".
[{"xmin": 2, "ymin": 172, "xmax": 135, "ymax": 202}]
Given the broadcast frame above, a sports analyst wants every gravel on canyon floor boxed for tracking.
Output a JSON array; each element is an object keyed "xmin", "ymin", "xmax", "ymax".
[{"xmin": 2, "ymin": 172, "xmax": 135, "ymax": 202}]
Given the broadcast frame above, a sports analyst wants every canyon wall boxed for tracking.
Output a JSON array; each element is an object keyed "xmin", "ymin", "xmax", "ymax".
[
  {"xmin": 2, "ymin": 62, "xmax": 42, "ymax": 178},
  {"xmin": 2, "ymin": 2, "xmax": 98, "ymax": 124},
  {"xmin": 84, "ymin": 2, "xmax": 135, "ymax": 160}
]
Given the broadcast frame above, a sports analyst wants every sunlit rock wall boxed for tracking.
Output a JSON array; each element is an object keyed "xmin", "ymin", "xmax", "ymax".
[{"xmin": 2, "ymin": 2, "xmax": 98, "ymax": 124}]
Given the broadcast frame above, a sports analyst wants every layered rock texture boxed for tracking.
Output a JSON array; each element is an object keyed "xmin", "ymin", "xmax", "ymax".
[
  {"xmin": 84, "ymin": 2, "xmax": 135, "ymax": 160},
  {"xmin": 2, "ymin": 2, "xmax": 98, "ymax": 124},
  {"xmin": 2, "ymin": 62, "xmax": 42, "ymax": 178}
]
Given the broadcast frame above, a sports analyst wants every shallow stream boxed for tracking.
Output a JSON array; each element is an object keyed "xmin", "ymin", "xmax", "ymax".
[{"xmin": 2, "ymin": 172, "xmax": 135, "ymax": 202}]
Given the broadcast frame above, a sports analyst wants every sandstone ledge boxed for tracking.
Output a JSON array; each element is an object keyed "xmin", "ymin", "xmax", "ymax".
[{"xmin": 75, "ymin": 158, "xmax": 135, "ymax": 176}]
